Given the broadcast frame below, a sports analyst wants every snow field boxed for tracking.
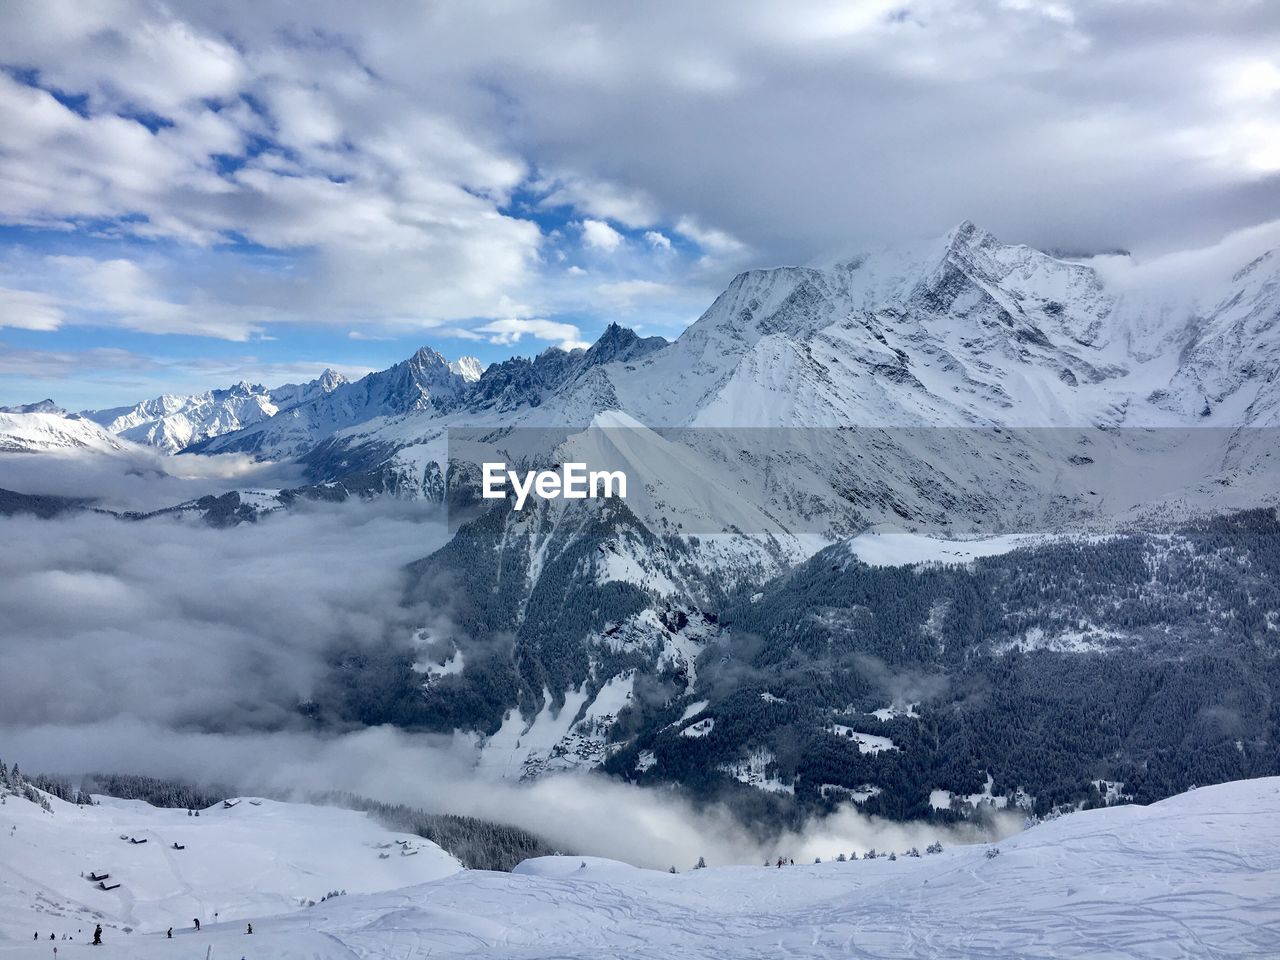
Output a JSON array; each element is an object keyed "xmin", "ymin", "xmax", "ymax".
[{"xmin": 2, "ymin": 778, "xmax": 1278, "ymax": 958}]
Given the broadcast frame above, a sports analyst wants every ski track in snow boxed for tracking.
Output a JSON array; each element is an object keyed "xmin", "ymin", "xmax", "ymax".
[{"xmin": 2, "ymin": 779, "xmax": 1279, "ymax": 958}]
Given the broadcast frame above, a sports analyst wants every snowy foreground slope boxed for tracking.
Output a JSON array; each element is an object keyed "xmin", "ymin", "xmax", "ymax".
[
  {"xmin": 0, "ymin": 795, "xmax": 459, "ymax": 947},
  {"xmin": 3, "ymin": 779, "xmax": 1279, "ymax": 958}
]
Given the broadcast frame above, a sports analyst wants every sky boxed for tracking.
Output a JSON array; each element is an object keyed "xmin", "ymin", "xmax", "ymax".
[{"xmin": 1, "ymin": 0, "xmax": 1278, "ymax": 409}]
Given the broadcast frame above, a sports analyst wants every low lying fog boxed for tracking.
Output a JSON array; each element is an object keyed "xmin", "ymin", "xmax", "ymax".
[
  {"xmin": 0, "ymin": 447, "xmax": 306, "ymax": 513},
  {"xmin": 0, "ymin": 477, "xmax": 1018, "ymax": 869}
]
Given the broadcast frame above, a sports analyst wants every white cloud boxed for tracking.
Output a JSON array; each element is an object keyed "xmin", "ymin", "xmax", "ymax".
[
  {"xmin": 595, "ymin": 279, "xmax": 680, "ymax": 309},
  {"xmin": 1085, "ymin": 218, "xmax": 1280, "ymax": 300},
  {"xmin": 0, "ymin": 344, "xmax": 159, "ymax": 379},
  {"xmin": 644, "ymin": 230, "xmax": 673, "ymax": 251},
  {"xmin": 0, "ymin": 287, "xmax": 64, "ymax": 331},
  {"xmin": 580, "ymin": 218, "xmax": 625, "ymax": 253},
  {"xmin": 0, "ymin": 17, "xmax": 542, "ymax": 337},
  {"xmin": 38, "ymin": 254, "xmax": 264, "ymax": 340},
  {"xmin": 477, "ymin": 317, "xmax": 589, "ymax": 351},
  {"xmin": 538, "ymin": 175, "xmax": 659, "ymax": 228},
  {"xmin": 675, "ymin": 216, "xmax": 747, "ymax": 257},
  {"xmin": 1, "ymin": 3, "xmax": 246, "ymax": 115},
  {"xmin": 0, "ymin": 0, "xmax": 1277, "ymax": 350}
]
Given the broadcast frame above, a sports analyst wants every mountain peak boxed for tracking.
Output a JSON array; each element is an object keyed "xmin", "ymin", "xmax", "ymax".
[
  {"xmin": 939, "ymin": 218, "xmax": 994, "ymax": 255},
  {"xmin": 410, "ymin": 345, "xmax": 450, "ymax": 367},
  {"xmin": 0, "ymin": 399, "xmax": 64, "ymax": 415},
  {"xmin": 316, "ymin": 368, "xmax": 347, "ymax": 391},
  {"xmin": 583, "ymin": 323, "xmax": 668, "ymax": 366},
  {"xmin": 449, "ymin": 356, "xmax": 484, "ymax": 382},
  {"xmin": 404, "ymin": 347, "xmax": 466, "ymax": 393}
]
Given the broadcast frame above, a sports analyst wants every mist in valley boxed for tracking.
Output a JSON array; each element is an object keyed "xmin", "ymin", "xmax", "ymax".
[{"xmin": 0, "ymin": 488, "xmax": 1016, "ymax": 870}]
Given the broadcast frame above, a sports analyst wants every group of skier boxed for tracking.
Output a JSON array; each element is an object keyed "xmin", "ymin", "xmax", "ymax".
[
  {"xmin": 45, "ymin": 918, "xmax": 256, "ymax": 946},
  {"xmin": 32, "ymin": 925, "xmax": 101, "ymax": 945}
]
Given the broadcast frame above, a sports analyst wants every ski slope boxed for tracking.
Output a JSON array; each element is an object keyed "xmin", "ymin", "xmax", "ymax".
[
  {"xmin": 0, "ymin": 794, "xmax": 459, "ymax": 947},
  {"xmin": 2, "ymin": 778, "xmax": 1279, "ymax": 958}
]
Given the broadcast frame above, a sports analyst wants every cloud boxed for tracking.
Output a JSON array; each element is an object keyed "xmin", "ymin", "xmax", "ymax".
[
  {"xmin": 0, "ymin": 473, "xmax": 1016, "ymax": 868},
  {"xmin": 0, "ymin": 503, "xmax": 444, "ymax": 730},
  {"xmin": 0, "ymin": 18, "xmax": 542, "ymax": 338},
  {"xmin": 0, "ymin": 0, "xmax": 1278, "ymax": 355},
  {"xmin": 0, "ymin": 287, "xmax": 65, "ymax": 331},
  {"xmin": 675, "ymin": 217, "xmax": 747, "ymax": 258},
  {"xmin": 0, "ymin": 251, "xmax": 265, "ymax": 341},
  {"xmin": 0, "ymin": 441, "xmax": 303, "ymax": 511},
  {"xmin": 580, "ymin": 218, "xmax": 625, "ymax": 253},
  {"xmin": 1084, "ymin": 217, "xmax": 1280, "ymax": 300},
  {"xmin": 0, "ymin": 716, "xmax": 1018, "ymax": 868},
  {"xmin": 594, "ymin": 278, "xmax": 681, "ymax": 309},
  {"xmin": 477, "ymin": 317, "xmax": 589, "ymax": 351},
  {"xmin": 0, "ymin": 344, "xmax": 161, "ymax": 378},
  {"xmin": 538, "ymin": 175, "xmax": 660, "ymax": 228},
  {"xmin": 644, "ymin": 230, "xmax": 673, "ymax": 252},
  {"xmin": 53, "ymin": 254, "xmax": 265, "ymax": 340}
]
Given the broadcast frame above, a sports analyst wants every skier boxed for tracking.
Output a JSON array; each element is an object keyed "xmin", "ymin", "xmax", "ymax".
[
  {"xmin": 194, "ymin": 918, "xmax": 201, "ymax": 932},
  {"xmin": 166, "ymin": 928, "xmax": 172, "ymax": 939},
  {"xmin": 246, "ymin": 923, "xmax": 253, "ymax": 934},
  {"xmin": 92, "ymin": 924, "xmax": 102, "ymax": 946}
]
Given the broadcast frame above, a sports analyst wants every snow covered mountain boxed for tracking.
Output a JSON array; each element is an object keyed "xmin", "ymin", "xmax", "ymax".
[
  {"xmin": 0, "ymin": 399, "xmax": 64, "ymax": 415},
  {"xmin": 80, "ymin": 368, "xmax": 350, "ymax": 453},
  {"xmin": 263, "ymin": 221, "xmax": 1280, "ymax": 533},
  {"xmin": 381, "ymin": 501, "xmax": 1280, "ymax": 807},
  {"xmin": 6, "ymin": 221, "xmax": 1280, "ymax": 826},
  {"xmin": 2, "ymin": 772, "xmax": 1277, "ymax": 958},
  {"xmin": 0, "ymin": 411, "xmax": 134, "ymax": 455},
  {"xmin": 73, "ymin": 357, "xmax": 481, "ymax": 455},
  {"xmin": 188, "ymin": 347, "xmax": 475, "ymax": 460},
  {"xmin": 449, "ymin": 356, "xmax": 485, "ymax": 382},
  {"xmin": 12, "ymin": 221, "xmax": 1276, "ymax": 486}
]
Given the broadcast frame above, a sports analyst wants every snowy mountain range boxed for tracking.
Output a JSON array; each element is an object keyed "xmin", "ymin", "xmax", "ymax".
[
  {"xmin": 9, "ymin": 220, "xmax": 1278, "ymax": 496},
  {"xmin": 3, "ymin": 221, "xmax": 1280, "ymax": 822},
  {"xmin": 3, "ymin": 356, "xmax": 486, "ymax": 456},
  {"xmin": 0, "ymin": 410, "xmax": 132, "ymax": 455},
  {"xmin": 81, "ymin": 220, "xmax": 1270, "ymax": 530},
  {"xmin": 79, "ymin": 368, "xmax": 350, "ymax": 453},
  {"xmin": 185, "ymin": 348, "xmax": 486, "ymax": 460}
]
